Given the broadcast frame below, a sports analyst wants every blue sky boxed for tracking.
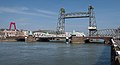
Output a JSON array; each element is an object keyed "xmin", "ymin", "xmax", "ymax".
[{"xmin": 0, "ymin": 0, "xmax": 120, "ymax": 33}]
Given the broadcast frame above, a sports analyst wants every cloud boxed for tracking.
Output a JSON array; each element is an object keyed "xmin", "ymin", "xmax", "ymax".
[
  {"xmin": 36, "ymin": 9, "xmax": 57, "ymax": 15},
  {"xmin": 14, "ymin": 18, "xmax": 31, "ymax": 22},
  {"xmin": 0, "ymin": 7, "xmax": 57, "ymax": 18}
]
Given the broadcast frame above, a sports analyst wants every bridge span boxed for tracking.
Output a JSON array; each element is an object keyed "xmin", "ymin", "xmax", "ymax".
[
  {"xmin": 71, "ymin": 36, "xmax": 112, "ymax": 44},
  {"xmin": 21, "ymin": 35, "xmax": 112, "ymax": 44},
  {"xmin": 11, "ymin": 34, "xmax": 113, "ymax": 45}
]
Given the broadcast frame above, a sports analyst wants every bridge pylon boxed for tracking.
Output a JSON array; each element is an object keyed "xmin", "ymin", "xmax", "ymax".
[
  {"xmin": 88, "ymin": 6, "xmax": 97, "ymax": 36},
  {"xmin": 9, "ymin": 22, "xmax": 17, "ymax": 30},
  {"xmin": 57, "ymin": 8, "xmax": 65, "ymax": 34}
]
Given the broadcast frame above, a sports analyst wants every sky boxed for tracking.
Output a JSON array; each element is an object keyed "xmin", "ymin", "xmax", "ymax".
[{"xmin": 0, "ymin": 0, "xmax": 120, "ymax": 33}]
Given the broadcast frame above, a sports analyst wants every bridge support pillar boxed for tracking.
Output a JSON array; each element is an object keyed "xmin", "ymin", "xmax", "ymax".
[
  {"xmin": 71, "ymin": 36, "xmax": 85, "ymax": 43},
  {"xmin": 104, "ymin": 38, "xmax": 112, "ymax": 45},
  {"xmin": 25, "ymin": 35, "xmax": 36, "ymax": 42}
]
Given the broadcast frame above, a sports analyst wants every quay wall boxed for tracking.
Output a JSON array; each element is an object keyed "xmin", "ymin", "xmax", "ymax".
[
  {"xmin": 0, "ymin": 37, "xmax": 17, "ymax": 42},
  {"xmin": 111, "ymin": 39, "xmax": 120, "ymax": 65}
]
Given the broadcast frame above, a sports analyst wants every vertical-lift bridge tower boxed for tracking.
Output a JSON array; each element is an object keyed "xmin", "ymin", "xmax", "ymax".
[{"xmin": 57, "ymin": 6, "xmax": 97, "ymax": 36}]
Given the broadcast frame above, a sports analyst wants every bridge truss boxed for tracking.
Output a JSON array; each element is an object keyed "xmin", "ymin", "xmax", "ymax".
[
  {"xmin": 93, "ymin": 29, "xmax": 120, "ymax": 37},
  {"xmin": 57, "ymin": 6, "xmax": 97, "ymax": 36}
]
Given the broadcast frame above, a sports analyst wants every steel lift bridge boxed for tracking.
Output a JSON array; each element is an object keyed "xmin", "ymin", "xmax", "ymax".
[{"xmin": 57, "ymin": 6, "xmax": 97, "ymax": 36}]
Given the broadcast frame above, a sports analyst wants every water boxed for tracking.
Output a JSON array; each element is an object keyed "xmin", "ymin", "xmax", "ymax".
[{"xmin": 0, "ymin": 42, "xmax": 111, "ymax": 65}]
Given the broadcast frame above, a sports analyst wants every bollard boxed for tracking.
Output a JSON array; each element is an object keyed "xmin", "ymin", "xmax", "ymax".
[
  {"xmin": 66, "ymin": 37, "xmax": 69, "ymax": 44},
  {"xmin": 25, "ymin": 37, "xmax": 27, "ymax": 42}
]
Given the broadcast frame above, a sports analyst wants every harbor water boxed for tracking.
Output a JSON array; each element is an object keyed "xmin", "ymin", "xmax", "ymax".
[{"xmin": 0, "ymin": 42, "xmax": 111, "ymax": 65}]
